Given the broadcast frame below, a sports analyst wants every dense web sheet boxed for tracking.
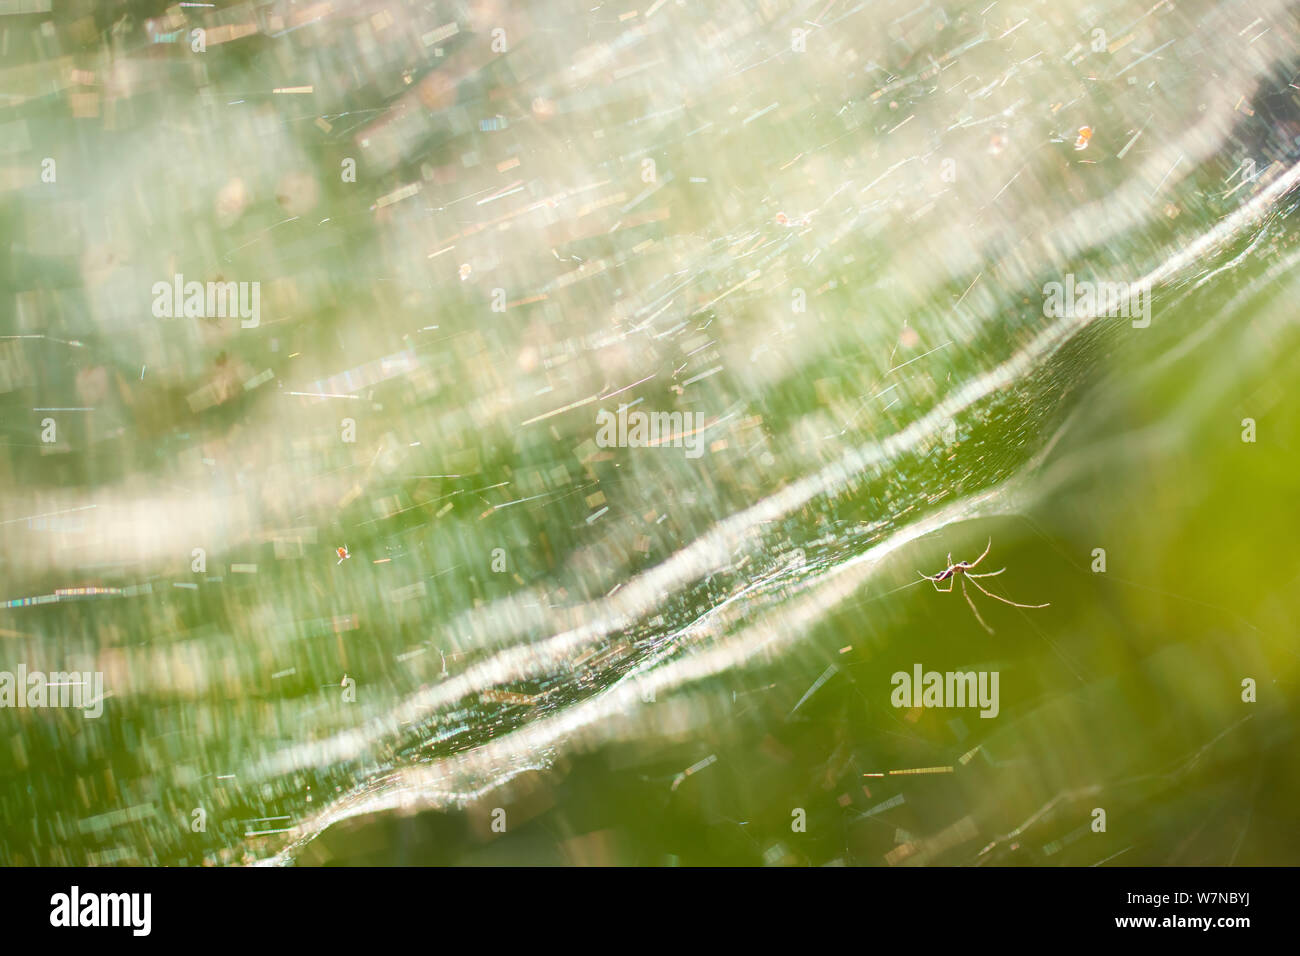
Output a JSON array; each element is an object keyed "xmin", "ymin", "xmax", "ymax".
[{"xmin": 2, "ymin": 0, "xmax": 1299, "ymax": 866}]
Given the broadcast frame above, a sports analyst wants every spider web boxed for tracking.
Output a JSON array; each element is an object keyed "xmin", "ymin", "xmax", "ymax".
[{"xmin": 2, "ymin": 0, "xmax": 1298, "ymax": 866}]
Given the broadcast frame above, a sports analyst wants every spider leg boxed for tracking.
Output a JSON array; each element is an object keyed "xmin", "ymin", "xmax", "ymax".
[
  {"xmin": 967, "ymin": 538, "xmax": 993, "ymax": 570},
  {"xmin": 961, "ymin": 577, "xmax": 994, "ymax": 634},
  {"xmin": 966, "ymin": 574, "xmax": 1049, "ymax": 609},
  {"xmin": 967, "ymin": 567, "xmax": 1006, "ymax": 579}
]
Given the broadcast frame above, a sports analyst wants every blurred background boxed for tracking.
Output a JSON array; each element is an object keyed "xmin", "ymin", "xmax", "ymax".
[{"xmin": 1, "ymin": 0, "xmax": 1298, "ymax": 865}]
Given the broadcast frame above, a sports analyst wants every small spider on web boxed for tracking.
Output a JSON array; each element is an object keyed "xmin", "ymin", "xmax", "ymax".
[{"xmin": 919, "ymin": 539, "xmax": 1048, "ymax": 634}]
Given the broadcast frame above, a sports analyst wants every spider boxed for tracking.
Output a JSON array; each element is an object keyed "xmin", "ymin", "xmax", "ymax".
[
  {"xmin": 336, "ymin": 545, "xmax": 350, "ymax": 565},
  {"xmin": 919, "ymin": 539, "xmax": 1048, "ymax": 634}
]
